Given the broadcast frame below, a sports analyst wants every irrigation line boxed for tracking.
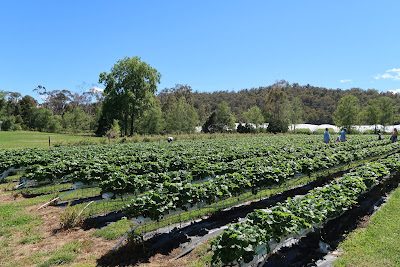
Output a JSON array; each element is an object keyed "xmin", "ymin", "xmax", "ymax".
[
  {"xmin": 37, "ymin": 189, "xmax": 77, "ymax": 210},
  {"xmin": 74, "ymin": 200, "xmax": 95, "ymax": 223},
  {"xmin": 113, "ymin": 225, "xmax": 140, "ymax": 251}
]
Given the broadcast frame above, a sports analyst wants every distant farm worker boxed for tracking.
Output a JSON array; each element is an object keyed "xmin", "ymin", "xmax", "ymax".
[
  {"xmin": 323, "ymin": 128, "xmax": 330, "ymax": 143},
  {"xmin": 390, "ymin": 128, "xmax": 398, "ymax": 142},
  {"xmin": 377, "ymin": 130, "xmax": 382, "ymax": 140},
  {"xmin": 167, "ymin": 136, "xmax": 174, "ymax": 143},
  {"xmin": 336, "ymin": 136, "xmax": 340, "ymax": 142},
  {"xmin": 340, "ymin": 128, "xmax": 347, "ymax": 142}
]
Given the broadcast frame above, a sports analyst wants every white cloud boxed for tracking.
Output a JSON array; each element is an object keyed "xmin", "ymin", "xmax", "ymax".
[
  {"xmin": 39, "ymin": 95, "xmax": 49, "ymax": 101},
  {"xmin": 340, "ymin": 79, "xmax": 352, "ymax": 83},
  {"xmin": 389, "ymin": 88, "xmax": 400, "ymax": 94},
  {"xmin": 89, "ymin": 86, "xmax": 104, "ymax": 93},
  {"xmin": 375, "ymin": 68, "xmax": 400, "ymax": 80}
]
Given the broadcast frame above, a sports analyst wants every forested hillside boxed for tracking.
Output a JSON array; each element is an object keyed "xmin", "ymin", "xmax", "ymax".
[
  {"xmin": 1, "ymin": 58, "xmax": 400, "ymax": 136},
  {"xmin": 189, "ymin": 83, "xmax": 400, "ymax": 125}
]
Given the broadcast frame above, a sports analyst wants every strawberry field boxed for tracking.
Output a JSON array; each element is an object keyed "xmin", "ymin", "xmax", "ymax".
[{"xmin": 1, "ymin": 135, "xmax": 400, "ymax": 266}]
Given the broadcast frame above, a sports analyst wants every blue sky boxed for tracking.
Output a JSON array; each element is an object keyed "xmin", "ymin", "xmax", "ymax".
[{"xmin": 1, "ymin": 0, "xmax": 400, "ymax": 100}]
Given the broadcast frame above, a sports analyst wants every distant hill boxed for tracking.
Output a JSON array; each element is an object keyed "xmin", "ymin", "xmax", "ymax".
[{"xmin": 189, "ymin": 83, "xmax": 400, "ymax": 124}]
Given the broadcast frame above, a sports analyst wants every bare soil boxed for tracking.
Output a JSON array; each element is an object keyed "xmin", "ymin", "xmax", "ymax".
[
  {"xmin": 0, "ymin": 190, "xmax": 114, "ymax": 266},
  {"xmin": 1, "ymin": 188, "xmax": 209, "ymax": 267}
]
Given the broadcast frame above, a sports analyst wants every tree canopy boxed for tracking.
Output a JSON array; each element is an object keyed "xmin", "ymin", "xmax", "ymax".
[
  {"xmin": 97, "ymin": 56, "xmax": 161, "ymax": 136},
  {"xmin": 333, "ymin": 94, "xmax": 360, "ymax": 130}
]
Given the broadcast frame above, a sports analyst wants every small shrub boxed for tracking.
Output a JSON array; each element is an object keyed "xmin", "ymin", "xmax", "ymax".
[
  {"xmin": 127, "ymin": 232, "xmax": 147, "ymax": 251},
  {"xmin": 48, "ymin": 192, "xmax": 60, "ymax": 206},
  {"xmin": 60, "ymin": 203, "xmax": 84, "ymax": 230}
]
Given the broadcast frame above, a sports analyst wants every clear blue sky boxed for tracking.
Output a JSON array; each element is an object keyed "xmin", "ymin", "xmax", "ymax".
[{"xmin": 1, "ymin": 0, "xmax": 400, "ymax": 99}]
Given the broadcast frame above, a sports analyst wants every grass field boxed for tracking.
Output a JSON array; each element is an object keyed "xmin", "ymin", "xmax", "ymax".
[
  {"xmin": 334, "ymin": 185, "xmax": 400, "ymax": 267},
  {"xmin": 0, "ymin": 130, "xmax": 282, "ymax": 149},
  {"xmin": 0, "ymin": 131, "xmax": 100, "ymax": 149}
]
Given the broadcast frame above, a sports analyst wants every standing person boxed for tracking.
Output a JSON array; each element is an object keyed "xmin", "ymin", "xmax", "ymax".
[
  {"xmin": 377, "ymin": 130, "xmax": 382, "ymax": 140},
  {"xmin": 340, "ymin": 128, "xmax": 347, "ymax": 142},
  {"xmin": 391, "ymin": 128, "xmax": 398, "ymax": 142},
  {"xmin": 323, "ymin": 128, "xmax": 330, "ymax": 143}
]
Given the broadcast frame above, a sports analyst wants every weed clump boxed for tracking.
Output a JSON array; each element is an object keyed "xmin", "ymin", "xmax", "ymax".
[{"xmin": 60, "ymin": 203, "xmax": 84, "ymax": 230}]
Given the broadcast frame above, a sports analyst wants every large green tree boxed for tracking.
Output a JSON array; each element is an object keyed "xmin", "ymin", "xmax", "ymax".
[
  {"xmin": 164, "ymin": 98, "xmax": 199, "ymax": 134},
  {"xmin": 333, "ymin": 94, "xmax": 360, "ymax": 130},
  {"xmin": 243, "ymin": 106, "xmax": 264, "ymax": 126},
  {"xmin": 98, "ymin": 56, "xmax": 161, "ymax": 136},
  {"xmin": 264, "ymin": 80, "xmax": 289, "ymax": 122},
  {"xmin": 264, "ymin": 80, "xmax": 291, "ymax": 133},
  {"xmin": 360, "ymin": 99, "xmax": 379, "ymax": 132},
  {"xmin": 137, "ymin": 103, "xmax": 165, "ymax": 135},
  {"xmin": 62, "ymin": 107, "xmax": 92, "ymax": 133},
  {"xmin": 203, "ymin": 101, "xmax": 235, "ymax": 133},
  {"xmin": 27, "ymin": 107, "xmax": 61, "ymax": 132},
  {"xmin": 378, "ymin": 96, "xmax": 394, "ymax": 128},
  {"xmin": 159, "ymin": 84, "xmax": 199, "ymax": 134},
  {"xmin": 287, "ymin": 97, "xmax": 304, "ymax": 133},
  {"xmin": 18, "ymin": 95, "xmax": 38, "ymax": 127}
]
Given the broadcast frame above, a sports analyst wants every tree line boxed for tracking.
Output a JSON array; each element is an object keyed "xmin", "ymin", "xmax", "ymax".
[{"xmin": 1, "ymin": 56, "xmax": 400, "ymax": 135}]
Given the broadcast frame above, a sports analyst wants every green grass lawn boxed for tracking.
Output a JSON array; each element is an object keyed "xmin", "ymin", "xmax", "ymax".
[
  {"xmin": 334, "ymin": 185, "xmax": 400, "ymax": 267},
  {"xmin": 0, "ymin": 131, "xmax": 100, "ymax": 149}
]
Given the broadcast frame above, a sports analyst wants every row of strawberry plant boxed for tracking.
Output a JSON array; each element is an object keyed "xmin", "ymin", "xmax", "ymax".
[
  {"xmin": 20, "ymin": 138, "xmax": 398, "ymax": 186},
  {"xmin": 210, "ymin": 153, "xmax": 400, "ymax": 266},
  {"xmin": 93, "ymin": 140, "xmax": 400, "ymax": 195},
  {"xmin": 121, "ymin": 144, "xmax": 400, "ymax": 221},
  {"xmin": 3, "ymin": 135, "xmax": 382, "ymax": 181},
  {"xmin": 23, "ymin": 138, "xmax": 399, "ymax": 200},
  {"xmin": 1, "ymin": 136, "xmax": 319, "ymax": 174},
  {"xmin": 16, "ymin": 136, "xmax": 321, "ymax": 182}
]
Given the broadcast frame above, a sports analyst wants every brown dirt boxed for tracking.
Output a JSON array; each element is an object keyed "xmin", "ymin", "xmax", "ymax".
[
  {"xmin": 0, "ymin": 190, "xmax": 116, "ymax": 266},
  {"xmin": 356, "ymin": 214, "xmax": 372, "ymax": 228},
  {"xmin": 0, "ymin": 188, "xmax": 210, "ymax": 267}
]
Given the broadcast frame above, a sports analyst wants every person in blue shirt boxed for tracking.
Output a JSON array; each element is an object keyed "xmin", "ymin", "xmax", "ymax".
[
  {"xmin": 390, "ymin": 128, "xmax": 398, "ymax": 142},
  {"xmin": 323, "ymin": 128, "xmax": 330, "ymax": 143},
  {"xmin": 340, "ymin": 128, "xmax": 347, "ymax": 142}
]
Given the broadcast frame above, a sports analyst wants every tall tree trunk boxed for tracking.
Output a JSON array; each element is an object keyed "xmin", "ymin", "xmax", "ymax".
[
  {"xmin": 124, "ymin": 113, "xmax": 128, "ymax": 136},
  {"xmin": 130, "ymin": 112, "xmax": 134, "ymax": 136}
]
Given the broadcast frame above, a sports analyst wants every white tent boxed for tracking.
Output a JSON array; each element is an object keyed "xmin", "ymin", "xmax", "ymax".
[{"xmin": 291, "ymin": 124, "xmax": 397, "ymax": 133}]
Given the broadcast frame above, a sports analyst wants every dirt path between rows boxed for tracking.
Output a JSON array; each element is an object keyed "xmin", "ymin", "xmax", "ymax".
[
  {"xmin": 1, "ymin": 189, "xmax": 207, "ymax": 267},
  {"xmin": 0, "ymin": 191, "xmax": 114, "ymax": 266}
]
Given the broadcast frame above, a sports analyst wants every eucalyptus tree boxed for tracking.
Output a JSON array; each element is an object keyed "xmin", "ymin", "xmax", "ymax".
[
  {"xmin": 98, "ymin": 56, "xmax": 161, "ymax": 136},
  {"xmin": 159, "ymin": 84, "xmax": 199, "ymax": 134},
  {"xmin": 333, "ymin": 94, "xmax": 360, "ymax": 131},
  {"xmin": 243, "ymin": 106, "xmax": 264, "ymax": 125},
  {"xmin": 378, "ymin": 96, "xmax": 394, "ymax": 129},
  {"xmin": 203, "ymin": 101, "xmax": 235, "ymax": 133}
]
